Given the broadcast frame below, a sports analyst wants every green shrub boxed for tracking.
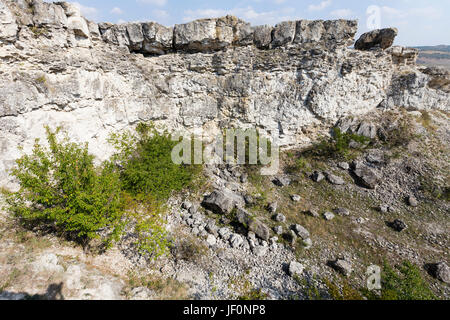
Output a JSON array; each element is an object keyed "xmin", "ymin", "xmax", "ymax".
[
  {"xmin": 109, "ymin": 123, "xmax": 199, "ymax": 201},
  {"xmin": 7, "ymin": 127, "xmax": 125, "ymax": 247},
  {"xmin": 238, "ymin": 288, "xmax": 268, "ymax": 301},
  {"xmin": 315, "ymin": 128, "xmax": 370, "ymax": 160},
  {"xmin": 365, "ymin": 261, "xmax": 436, "ymax": 300}
]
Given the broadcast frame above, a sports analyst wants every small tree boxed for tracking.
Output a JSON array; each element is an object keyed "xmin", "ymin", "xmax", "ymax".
[{"xmin": 7, "ymin": 126, "xmax": 125, "ymax": 247}]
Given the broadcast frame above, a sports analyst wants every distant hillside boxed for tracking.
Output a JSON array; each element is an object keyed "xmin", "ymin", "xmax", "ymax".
[
  {"xmin": 415, "ymin": 45, "xmax": 450, "ymax": 52},
  {"xmin": 414, "ymin": 45, "xmax": 450, "ymax": 70}
]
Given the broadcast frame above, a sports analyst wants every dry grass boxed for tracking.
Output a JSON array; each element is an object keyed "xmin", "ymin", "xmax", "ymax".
[{"xmin": 126, "ymin": 271, "xmax": 189, "ymax": 300}]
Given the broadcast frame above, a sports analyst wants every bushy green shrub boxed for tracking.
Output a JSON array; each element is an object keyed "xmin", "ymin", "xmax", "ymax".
[
  {"xmin": 109, "ymin": 123, "xmax": 198, "ymax": 201},
  {"xmin": 315, "ymin": 128, "xmax": 370, "ymax": 160},
  {"xmin": 7, "ymin": 127, "xmax": 125, "ymax": 246}
]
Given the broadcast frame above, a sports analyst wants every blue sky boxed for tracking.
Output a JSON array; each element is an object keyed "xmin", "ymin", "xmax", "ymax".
[{"xmin": 61, "ymin": 0, "xmax": 449, "ymax": 46}]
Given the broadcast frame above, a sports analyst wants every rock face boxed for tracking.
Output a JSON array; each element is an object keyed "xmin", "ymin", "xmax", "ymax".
[
  {"xmin": 0, "ymin": 0, "xmax": 17, "ymax": 41},
  {"xmin": 355, "ymin": 28, "xmax": 398, "ymax": 50},
  {"xmin": 0, "ymin": 0, "xmax": 449, "ymax": 188}
]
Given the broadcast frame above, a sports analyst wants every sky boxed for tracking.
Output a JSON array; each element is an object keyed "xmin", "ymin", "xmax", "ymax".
[{"xmin": 56, "ymin": 0, "xmax": 449, "ymax": 46}]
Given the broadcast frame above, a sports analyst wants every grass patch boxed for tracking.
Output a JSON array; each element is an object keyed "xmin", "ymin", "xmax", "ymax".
[
  {"xmin": 30, "ymin": 26, "xmax": 49, "ymax": 38},
  {"xmin": 127, "ymin": 271, "xmax": 189, "ymax": 300},
  {"xmin": 363, "ymin": 260, "xmax": 437, "ymax": 300},
  {"xmin": 170, "ymin": 233, "xmax": 208, "ymax": 264}
]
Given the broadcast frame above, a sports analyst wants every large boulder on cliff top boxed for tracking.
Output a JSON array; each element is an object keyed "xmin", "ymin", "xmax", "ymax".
[{"xmin": 355, "ymin": 28, "xmax": 398, "ymax": 50}]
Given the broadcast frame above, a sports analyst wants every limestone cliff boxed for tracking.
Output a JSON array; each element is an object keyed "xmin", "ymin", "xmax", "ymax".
[{"xmin": 0, "ymin": 0, "xmax": 449, "ymax": 187}]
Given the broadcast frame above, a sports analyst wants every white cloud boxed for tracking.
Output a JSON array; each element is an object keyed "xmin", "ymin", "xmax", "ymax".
[
  {"xmin": 70, "ymin": 2, "xmax": 98, "ymax": 20},
  {"xmin": 110, "ymin": 7, "xmax": 123, "ymax": 15},
  {"xmin": 382, "ymin": 6, "xmax": 442, "ymax": 20},
  {"xmin": 136, "ymin": 0, "xmax": 167, "ymax": 7},
  {"xmin": 308, "ymin": 0, "xmax": 332, "ymax": 12},
  {"xmin": 183, "ymin": 6, "xmax": 297, "ymax": 25},
  {"xmin": 152, "ymin": 9, "xmax": 169, "ymax": 20},
  {"xmin": 330, "ymin": 9, "xmax": 355, "ymax": 19}
]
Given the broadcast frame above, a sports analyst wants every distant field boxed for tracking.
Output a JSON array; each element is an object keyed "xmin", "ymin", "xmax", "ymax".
[{"xmin": 414, "ymin": 45, "xmax": 450, "ymax": 70}]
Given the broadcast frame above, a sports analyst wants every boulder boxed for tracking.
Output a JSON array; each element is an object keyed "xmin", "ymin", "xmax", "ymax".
[
  {"xmin": 99, "ymin": 23, "xmax": 130, "ymax": 48},
  {"xmin": 271, "ymin": 21, "xmax": 296, "ymax": 48},
  {"xmin": 285, "ymin": 230, "xmax": 297, "ymax": 246},
  {"xmin": 356, "ymin": 121, "xmax": 377, "ymax": 139},
  {"xmin": 31, "ymin": 0, "xmax": 67, "ymax": 27},
  {"xmin": 236, "ymin": 208, "xmax": 271, "ymax": 241},
  {"xmin": 174, "ymin": 18, "xmax": 218, "ymax": 52},
  {"xmin": 205, "ymin": 221, "xmax": 219, "ymax": 237},
  {"xmin": 427, "ymin": 262, "xmax": 450, "ymax": 284},
  {"xmin": 141, "ymin": 22, "xmax": 173, "ymax": 55},
  {"xmin": 249, "ymin": 219, "xmax": 270, "ymax": 241},
  {"xmin": 288, "ymin": 261, "xmax": 304, "ymax": 277},
  {"xmin": 229, "ymin": 234, "xmax": 244, "ymax": 248},
  {"xmin": 352, "ymin": 162, "xmax": 380, "ymax": 189},
  {"xmin": 273, "ymin": 175, "xmax": 291, "ymax": 187},
  {"xmin": 291, "ymin": 194, "xmax": 301, "ymax": 202},
  {"xmin": 218, "ymin": 227, "xmax": 232, "ymax": 240},
  {"xmin": 253, "ymin": 25, "xmax": 272, "ymax": 49},
  {"xmin": 366, "ymin": 149, "xmax": 385, "ymax": 164},
  {"xmin": 267, "ymin": 202, "xmax": 278, "ymax": 213},
  {"xmin": 218, "ymin": 15, "xmax": 253, "ymax": 46},
  {"xmin": 330, "ymin": 259, "xmax": 353, "ymax": 276},
  {"xmin": 87, "ymin": 21, "xmax": 100, "ymax": 39},
  {"xmin": 274, "ymin": 213, "xmax": 286, "ymax": 223},
  {"xmin": 174, "ymin": 16, "xmax": 250, "ymax": 52},
  {"xmin": 252, "ymin": 246, "xmax": 268, "ymax": 257},
  {"xmin": 338, "ymin": 162, "xmax": 350, "ymax": 170},
  {"xmin": 294, "ymin": 20, "xmax": 324, "ymax": 44},
  {"xmin": 311, "ymin": 171, "xmax": 325, "ymax": 182},
  {"xmin": 324, "ymin": 212, "xmax": 335, "ymax": 221},
  {"xmin": 326, "ymin": 173, "xmax": 345, "ymax": 185},
  {"xmin": 307, "ymin": 209, "xmax": 320, "ymax": 218},
  {"xmin": 273, "ymin": 226, "xmax": 283, "ymax": 235},
  {"xmin": 391, "ymin": 219, "xmax": 407, "ymax": 232},
  {"xmin": 407, "ymin": 195, "xmax": 419, "ymax": 207},
  {"xmin": 292, "ymin": 224, "xmax": 310, "ymax": 240},
  {"xmin": 355, "ymin": 28, "xmax": 398, "ymax": 50},
  {"xmin": 125, "ymin": 23, "xmax": 144, "ymax": 51},
  {"xmin": 379, "ymin": 204, "xmax": 389, "ymax": 213},
  {"xmin": 303, "ymin": 238, "xmax": 313, "ymax": 249},
  {"xmin": 202, "ymin": 189, "xmax": 243, "ymax": 215}
]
